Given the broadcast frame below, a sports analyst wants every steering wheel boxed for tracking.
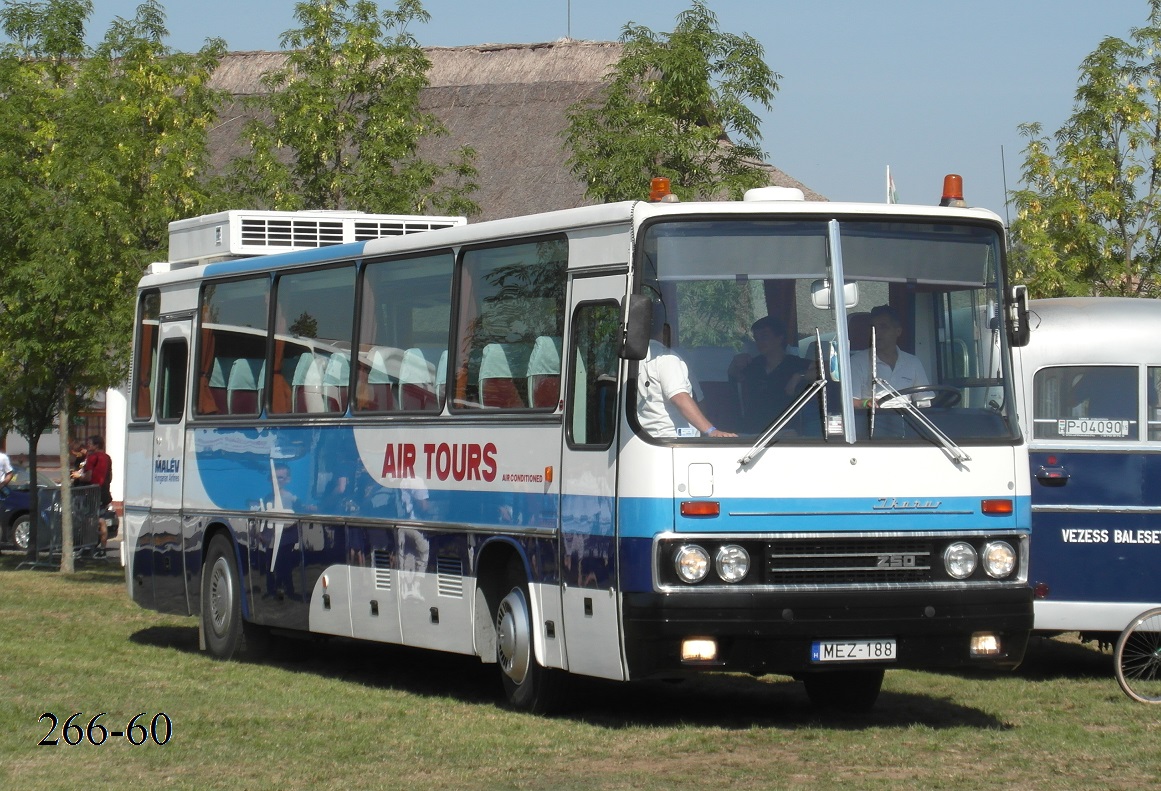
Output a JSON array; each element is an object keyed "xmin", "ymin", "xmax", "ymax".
[{"xmin": 877, "ymin": 384, "xmax": 961, "ymax": 408}]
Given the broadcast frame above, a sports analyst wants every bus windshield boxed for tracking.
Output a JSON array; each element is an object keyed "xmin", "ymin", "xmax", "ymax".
[{"xmin": 637, "ymin": 216, "xmax": 1019, "ymax": 445}]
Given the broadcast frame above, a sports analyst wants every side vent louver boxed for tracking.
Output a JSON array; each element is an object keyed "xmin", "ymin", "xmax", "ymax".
[
  {"xmin": 436, "ymin": 556, "xmax": 463, "ymax": 598},
  {"xmin": 372, "ymin": 549, "xmax": 392, "ymax": 591},
  {"xmin": 165, "ymin": 209, "xmax": 467, "ymax": 266},
  {"xmin": 354, "ymin": 218, "xmax": 462, "ymax": 239},
  {"xmin": 241, "ymin": 217, "xmax": 345, "ymax": 248}
]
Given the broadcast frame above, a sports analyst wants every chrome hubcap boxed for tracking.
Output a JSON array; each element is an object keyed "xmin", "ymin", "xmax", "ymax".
[
  {"xmin": 496, "ymin": 588, "xmax": 530, "ymax": 684},
  {"xmin": 208, "ymin": 557, "xmax": 232, "ymax": 636}
]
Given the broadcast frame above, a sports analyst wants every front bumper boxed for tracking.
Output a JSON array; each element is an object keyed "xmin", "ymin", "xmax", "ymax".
[{"xmin": 622, "ymin": 585, "xmax": 1033, "ymax": 678}]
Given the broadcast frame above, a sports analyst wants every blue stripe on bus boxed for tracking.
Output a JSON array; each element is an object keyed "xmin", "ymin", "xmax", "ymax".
[
  {"xmin": 617, "ymin": 495, "xmax": 1028, "ymax": 538},
  {"xmin": 191, "ymin": 426, "xmax": 1027, "ymax": 538},
  {"xmin": 202, "ymin": 241, "xmax": 370, "ymax": 278}
]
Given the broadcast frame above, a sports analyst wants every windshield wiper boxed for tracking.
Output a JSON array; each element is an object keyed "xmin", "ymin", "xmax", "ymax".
[
  {"xmin": 870, "ymin": 378, "xmax": 971, "ymax": 464},
  {"xmin": 864, "ymin": 327, "xmax": 969, "ymax": 465},
  {"xmin": 738, "ymin": 331, "xmax": 827, "ymax": 467},
  {"xmin": 737, "ymin": 379, "xmax": 826, "ymax": 467}
]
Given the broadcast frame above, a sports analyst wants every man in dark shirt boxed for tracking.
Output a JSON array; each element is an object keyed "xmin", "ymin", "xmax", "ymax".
[
  {"xmin": 729, "ymin": 316, "xmax": 808, "ymax": 433},
  {"xmin": 72, "ymin": 435, "xmax": 112, "ymax": 556}
]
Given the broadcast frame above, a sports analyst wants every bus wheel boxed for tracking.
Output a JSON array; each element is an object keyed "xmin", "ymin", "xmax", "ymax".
[
  {"xmin": 201, "ymin": 535, "xmax": 269, "ymax": 660},
  {"xmin": 495, "ymin": 578, "xmax": 567, "ymax": 713},
  {"xmin": 802, "ymin": 668, "xmax": 884, "ymax": 712}
]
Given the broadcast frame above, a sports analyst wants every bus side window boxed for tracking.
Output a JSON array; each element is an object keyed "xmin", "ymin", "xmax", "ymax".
[
  {"xmin": 358, "ymin": 251, "xmax": 455, "ymax": 414},
  {"xmin": 1149, "ymin": 366, "xmax": 1161, "ymax": 441},
  {"xmin": 1033, "ymin": 365, "xmax": 1138, "ymax": 440},
  {"xmin": 132, "ymin": 290, "xmax": 161, "ymax": 421},
  {"xmin": 157, "ymin": 340, "xmax": 189, "ymax": 422},
  {"xmin": 568, "ymin": 301, "xmax": 620, "ymax": 448},
  {"xmin": 454, "ymin": 236, "xmax": 566, "ymax": 411},
  {"xmin": 196, "ymin": 277, "xmax": 269, "ymax": 417}
]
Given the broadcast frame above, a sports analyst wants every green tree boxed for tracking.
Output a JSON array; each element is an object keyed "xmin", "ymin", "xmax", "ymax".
[
  {"xmin": 565, "ymin": 0, "xmax": 779, "ymax": 202},
  {"xmin": 1010, "ymin": 0, "xmax": 1161, "ymax": 297},
  {"xmin": 229, "ymin": 0, "xmax": 478, "ymax": 216},
  {"xmin": 0, "ymin": 0, "xmax": 224, "ymax": 564}
]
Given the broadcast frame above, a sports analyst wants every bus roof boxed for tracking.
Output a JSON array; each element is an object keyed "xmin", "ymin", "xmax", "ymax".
[
  {"xmin": 1025, "ymin": 297, "xmax": 1161, "ymax": 367},
  {"xmin": 139, "ymin": 197, "xmax": 1005, "ymax": 290}
]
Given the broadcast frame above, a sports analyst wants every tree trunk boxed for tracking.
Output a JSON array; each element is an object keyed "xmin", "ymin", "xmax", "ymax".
[{"xmin": 58, "ymin": 405, "xmax": 74, "ymax": 574}]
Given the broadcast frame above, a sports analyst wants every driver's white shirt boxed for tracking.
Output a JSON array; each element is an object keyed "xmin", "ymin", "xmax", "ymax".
[
  {"xmin": 637, "ymin": 340, "xmax": 702, "ymax": 437},
  {"xmin": 849, "ymin": 348, "xmax": 928, "ymax": 400}
]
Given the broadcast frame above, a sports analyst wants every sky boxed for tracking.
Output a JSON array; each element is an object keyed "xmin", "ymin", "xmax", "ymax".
[{"xmin": 73, "ymin": 0, "xmax": 1155, "ymax": 221}]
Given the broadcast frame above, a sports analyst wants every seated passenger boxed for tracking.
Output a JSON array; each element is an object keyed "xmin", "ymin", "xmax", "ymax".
[
  {"xmin": 849, "ymin": 304, "xmax": 929, "ymax": 407},
  {"xmin": 727, "ymin": 316, "xmax": 808, "ymax": 433},
  {"xmin": 638, "ymin": 309, "xmax": 736, "ymax": 439}
]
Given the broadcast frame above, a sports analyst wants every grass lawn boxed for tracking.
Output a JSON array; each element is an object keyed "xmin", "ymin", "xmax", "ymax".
[{"xmin": 2, "ymin": 551, "xmax": 1159, "ymax": 790}]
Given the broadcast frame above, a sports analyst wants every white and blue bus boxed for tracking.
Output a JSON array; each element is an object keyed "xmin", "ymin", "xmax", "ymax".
[
  {"xmin": 1015, "ymin": 297, "xmax": 1161, "ymax": 641},
  {"xmin": 126, "ymin": 182, "xmax": 1033, "ymax": 712}
]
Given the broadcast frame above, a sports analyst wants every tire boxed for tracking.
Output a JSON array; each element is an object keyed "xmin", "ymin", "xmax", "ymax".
[
  {"xmin": 802, "ymin": 668, "xmax": 885, "ymax": 712},
  {"xmin": 13, "ymin": 514, "xmax": 30, "ymax": 552},
  {"xmin": 201, "ymin": 534, "xmax": 269, "ymax": 660},
  {"xmin": 495, "ymin": 575, "xmax": 568, "ymax": 714},
  {"xmin": 1114, "ymin": 607, "xmax": 1161, "ymax": 704}
]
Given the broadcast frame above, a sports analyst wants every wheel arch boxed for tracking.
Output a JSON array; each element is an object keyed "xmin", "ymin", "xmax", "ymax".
[
  {"xmin": 199, "ymin": 520, "xmax": 252, "ymax": 620},
  {"xmin": 472, "ymin": 536, "xmax": 530, "ymax": 663}
]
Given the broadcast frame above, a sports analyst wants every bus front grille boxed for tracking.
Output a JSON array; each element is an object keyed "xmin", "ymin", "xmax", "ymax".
[{"xmin": 766, "ymin": 539, "xmax": 933, "ymax": 586}]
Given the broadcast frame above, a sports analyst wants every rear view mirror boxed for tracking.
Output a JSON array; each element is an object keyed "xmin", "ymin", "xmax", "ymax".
[
  {"xmin": 1008, "ymin": 284, "xmax": 1030, "ymax": 347},
  {"xmin": 622, "ymin": 294, "xmax": 652, "ymax": 360},
  {"xmin": 811, "ymin": 279, "xmax": 859, "ymax": 310}
]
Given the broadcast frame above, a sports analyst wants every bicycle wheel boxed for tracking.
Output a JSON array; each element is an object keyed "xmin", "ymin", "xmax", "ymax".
[{"xmin": 1114, "ymin": 607, "xmax": 1161, "ymax": 704}]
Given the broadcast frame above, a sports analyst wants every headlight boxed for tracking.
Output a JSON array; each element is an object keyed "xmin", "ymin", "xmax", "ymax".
[
  {"xmin": 982, "ymin": 541, "xmax": 1017, "ymax": 578},
  {"xmin": 943, "ymin": 541, "xmax": 978, "ymax": 579},
  {"xmin": 674, "ymin": 545, "xmax": 710, "ymax": 583},
  {"xmin": 715, "ymin": 544, "xmax": 750, "ymax": 583}
]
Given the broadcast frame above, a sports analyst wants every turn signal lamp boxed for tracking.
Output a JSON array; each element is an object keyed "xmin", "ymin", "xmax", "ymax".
[
  {"xmin": 940, "ymin": 174, "xmax": 967, "ymax": 207},
  {"xmin": 981, "ymin": 499, "xmax": 1013, "ymax": 515},
  {"xmin": 680, "ymin": 501, "xmax": 720, "ymax": 517}
]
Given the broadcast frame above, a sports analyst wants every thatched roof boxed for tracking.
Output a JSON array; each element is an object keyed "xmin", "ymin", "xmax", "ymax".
[{"xmin": 208, "ymin": 40, "xmax": 824, "ymax": 222}]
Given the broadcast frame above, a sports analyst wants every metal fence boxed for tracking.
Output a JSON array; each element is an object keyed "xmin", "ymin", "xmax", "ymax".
[{"xmin": 33, "ymin": 484, "xmax": 102, "ymax": 553}]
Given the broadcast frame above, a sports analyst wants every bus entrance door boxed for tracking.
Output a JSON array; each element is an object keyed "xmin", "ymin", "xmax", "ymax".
[
  {"xmin": 149, "ymin": 317, "xmax": 192, "ymax": 615},
  {"xmin": 557, "ymin": 276, "xmax": 626, "ymax": 681}
]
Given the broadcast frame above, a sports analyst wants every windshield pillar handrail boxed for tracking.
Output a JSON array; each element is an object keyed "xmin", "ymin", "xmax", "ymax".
[{"xmin": 827, "ymin": 220, "xmax": 857, "ymax": 445}]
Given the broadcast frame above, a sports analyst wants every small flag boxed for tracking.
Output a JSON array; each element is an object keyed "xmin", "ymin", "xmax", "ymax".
[{"xmin": 887, "ymin": 166, "xmax": 898, "ymax": 204}]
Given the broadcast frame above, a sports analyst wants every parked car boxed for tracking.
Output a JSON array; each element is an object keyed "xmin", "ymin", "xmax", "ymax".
[{"xmin": 0, "ymin": 466, "xmax": 61, "ymax": 552}]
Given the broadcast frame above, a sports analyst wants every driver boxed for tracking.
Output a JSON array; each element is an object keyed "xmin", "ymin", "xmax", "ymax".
[{"xmin": 849, "ymin": 304, "xmax": 929, "ymax": 407}]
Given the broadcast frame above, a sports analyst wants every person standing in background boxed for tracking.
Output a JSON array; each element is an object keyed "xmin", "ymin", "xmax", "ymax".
[{"xmin": 72, "ymin": 435, "xmax": 112, "ymax": 556}]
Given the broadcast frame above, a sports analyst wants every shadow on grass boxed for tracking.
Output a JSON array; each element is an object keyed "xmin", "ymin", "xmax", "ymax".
[{"xmin": 130, "ymin": 622, "xmax": 1010, "ymax": 731}]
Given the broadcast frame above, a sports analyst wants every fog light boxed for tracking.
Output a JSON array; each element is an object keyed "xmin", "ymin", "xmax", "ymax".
[
  {"xmin": 674, "ymin": 545, "xmax": 710, "ymax": 583},
  {"xmin": 982, "ymin": 541, "xmax": 1017, "ymax": 578},
  {"xmin": 970, "ymin": 632, "xmax": 1002, "ymax": 657},
  {"xmin": 715, "ymin": 544, "xmax": 750, "ymax": 583},
  {"xmin": 944, "ymin": 541, "xmax": 978, "ymax": 579},
  {"xmin": 681, "ymin": 638, "xmax": 718, "ymax": 662}
]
